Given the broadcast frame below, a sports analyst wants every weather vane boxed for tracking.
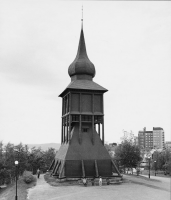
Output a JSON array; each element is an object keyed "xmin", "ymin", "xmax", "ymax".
[
  {"xmin": 82, "ymin": 5, "xmax": 83, "ymax": 21},
  {"xmin": 81, "ymin": 5, "xmax": 83, "ymax": 29}
]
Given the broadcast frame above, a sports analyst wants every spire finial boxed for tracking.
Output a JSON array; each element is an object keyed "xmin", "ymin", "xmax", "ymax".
[{"xmin": 81, "ymin": 5, "xmax": 83, "ymax": 29}]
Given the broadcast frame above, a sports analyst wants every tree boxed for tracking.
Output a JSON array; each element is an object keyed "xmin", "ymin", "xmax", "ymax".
[
  {"xmin": 14, "ymin": 143, "xmax": 29, "ymax": 176},
  {"xmin": 27, "ymin": 147, "xmax": 44, "ymax": 174},
  {"xmin": 26, "ymin": 147, "xmax": 56, "ymax": 174},
  {"xmin": 42, "ymin": 148, "xmax": 56, "ymax": 172},
  {"xmin": 120, "ymin": 130, "xmax": 135, "ymax": 144},
  {"xmin": 0, "ymin": 141, "xmax": 3, "ymax": 160},
  {"xmin": 105, "ymin": 143, "xmax": 116, "ymax": 158},
  {"xmin": 114, "ymin": 141, "xmax": 142, "ymax": 172},
  {"xmin": 0, "ymin": 141, "xmax": 57, "ymax": 184},
  {"xmin": 152, "ymin": 149, "xmax": 171, "ymax": 172},
  {"xmin": 164, "ymin": 161, "xmax": 171, "ymax": 175},
  {"xmin": 3, "ymin": 143, "xmax": 16, "ymax": 181},
  {"xmin": 0, "ymin": 141, "xmax": 5, "ymax": 185}
]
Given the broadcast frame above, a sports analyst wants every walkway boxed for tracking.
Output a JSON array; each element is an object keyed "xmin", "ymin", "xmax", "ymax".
[
  {"xmin": 27, "ymin": 174, "xmax": 170, "ymax": 200},
  {"xmin": 124, "ymin": 174, "xmax": 170, "ymax": 192},
  {"xmin": 27, "ymin": 175, "xmax": 88, "ymax": 200}
]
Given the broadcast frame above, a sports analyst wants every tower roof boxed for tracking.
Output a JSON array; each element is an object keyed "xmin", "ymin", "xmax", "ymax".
[
  {"xmin": 68, "ymin": 28, "xmax": 96, "ymax": 78},
  {"xmin": 59, "ymin": 79, "xmax": 107, "ymax": 97},
  {"xmin": 153, "ymin": 127, "xmax": 163, "ymax": 130}
]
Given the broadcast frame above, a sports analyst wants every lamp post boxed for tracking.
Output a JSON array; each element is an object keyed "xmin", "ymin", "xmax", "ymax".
[
  {"xmin": 14, "ymin": 161, "xmax": 19, "ymax": 200},
  {"xmin": 137, "ymin": 162, "xmax": 140, "ymax": 176},
  {"xmin": 118, "ymin": 160, "xmax": 120, "ymax": 173},
  {"xmin": 148, "ymin": 156, "xmax": 151, "ymax": 179},
  {"xmin": 154, "ymin": 161, "xmax": 156, "ymax": 176}
]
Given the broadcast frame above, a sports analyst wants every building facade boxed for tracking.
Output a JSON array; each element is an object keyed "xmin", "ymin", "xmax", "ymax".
[
  {"xmin": 153, "ymin": 127, "xmax": 165, "ymax": 149},
  {"xmin": 138, "ymin": 127, "xmax": 165, "ymax": 150},
  {"xmin": 165, "ymin": 141, "xmax": 171, "ymax": 150}
]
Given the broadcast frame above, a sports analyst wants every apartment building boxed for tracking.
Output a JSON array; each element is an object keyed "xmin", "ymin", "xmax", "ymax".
[
  {"xmin": 165, "ymin": 141, "xmax": 171, "ymax": 150},
  {"xmin": 138, "ymin": 127, "xmax": 165, "ymax": 150},
  {"xmin": 153, "ymin": 127, "xmax": 165, "ymax": 149}
]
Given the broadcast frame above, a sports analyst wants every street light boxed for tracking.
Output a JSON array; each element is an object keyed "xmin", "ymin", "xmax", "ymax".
[
  {"xmin": 137, "ymin": 162, "xmax": 140, "ymax": 176},
  {"xmin": 154, "ymin": 161, "xmax": 156, "ymax": 176},
  {"xmin": 147, "ymin": 156, "xmax": 151, "ymax": 179},
  {"xmin": 14, "ymin": 160, "xmax": 19, "ymax": 200}
]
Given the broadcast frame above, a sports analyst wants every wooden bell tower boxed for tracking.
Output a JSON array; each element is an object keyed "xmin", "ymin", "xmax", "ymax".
[{"xmin": 49, "ymin": 23, "xmax": 121, "ymax": 179}]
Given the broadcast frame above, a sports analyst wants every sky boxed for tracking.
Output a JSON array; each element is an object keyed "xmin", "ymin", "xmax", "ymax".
[{"xmin": 0, "ymin": 1, "xmax": 171, "ymax": 145}]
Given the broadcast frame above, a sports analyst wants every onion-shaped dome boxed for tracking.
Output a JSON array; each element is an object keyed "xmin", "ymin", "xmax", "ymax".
[{"xmin": 68, "ymin": 29, "xmax": 96, "ymax": 78}]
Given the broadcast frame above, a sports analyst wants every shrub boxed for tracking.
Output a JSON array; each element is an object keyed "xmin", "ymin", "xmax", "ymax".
[{"xmin": 23, "ymin": 171, "xmax": 36, "ymax": 184}]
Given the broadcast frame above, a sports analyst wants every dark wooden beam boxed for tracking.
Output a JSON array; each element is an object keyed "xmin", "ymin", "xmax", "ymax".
[
  {"xmin": 82, "ymin": 160, "xmax": 85, "ymax": 178},
  {"xmin": 92, "ymin": 115, "xmax": 94, "ymax": 145},
  {"xmin": 66, "ymin": 95, "xmax": 68, "ymax": 143},
  {"xmin": 61, "ymin": 97, "xmax": 64, "ymax": 144},
  {"xmin": 92, "ymin": 93, "xmax": 94, "ymax": 113},
  {"xmin": 67, "ymin": 94, "xmax": 69, "ymax": 113},
  {"xmin": 54, "ymin": 161, "xmax": 61, "ymax": 176},
  {"xmin": 92, "ymin": 94, "xmax": 94, "ymax": 144},
  {"xmin": 61, "ymin": 118, "xmax": 63, "ymax": 144},
  {"xmin": 52, "ymin": 160, "xmax": 58, "ymax": 175},
  {"xmin": 49, "ymin": 159, "xmax": 55, "ymax": 171},
  {"xmin": 79, "ymin": 114, "xmax": 82, "ymax": 144},
  {"xmin": 111, "ymin": 160, "xmax": 122, "ymax": 177},
  {"xmin": 66, "ymin": 115, "xmax": 68, "ymax": 143},
  {"xmin": 69, "ymin": 92, "xmax": 72, "ymax": 113},
  {"xmin": 59, "ymin": 160, "xmax": 65, "ymax": 179},
  {"xmin": 95, "ymin": 160, "xmax": 99, "ymax": 177},
  {"xmin": 62, "ymin": 97, "xmax": 64, "ymax": 116},
  {"xmin": 102, "ymin": 94, "xmax": 104, "ymax": 114},
  {"xmin": 98, "ymin": 123, "xmax": 101, "ymax": 139},
  {"xmin": 69, "ymin": 115, "xmax": 71, "ymax": 143},
  {"xmin": 79, "ymin": 93, "xmax": 81, "ymax": 112},
  {"xmin": 102, "ymin": 116, "xmax": 104, "ymax": 145},
  {"xmin": 63, "ymin": 117, "xmax": 66, "ymax": 143},
  {"xmin": 64, "ymin": 97, "xmax": 66, "ymax": 115},
  {"xmin": 69, "ymin": 93, "xmax": 71, "ymax": 143}
]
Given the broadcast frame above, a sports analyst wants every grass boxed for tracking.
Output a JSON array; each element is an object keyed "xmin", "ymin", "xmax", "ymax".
[{"xmin": 0, "ymin": 172, "xmax": 37, "ymax": 200}]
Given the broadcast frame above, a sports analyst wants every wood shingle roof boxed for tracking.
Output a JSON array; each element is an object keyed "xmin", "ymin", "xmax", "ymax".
[
  {"xmin": 68, "ymin": 28, "xmax": 95, "ymax": 78},
  {"xmin": 59, "ymin": 80, "xmax": 107, "ymax": 97}
]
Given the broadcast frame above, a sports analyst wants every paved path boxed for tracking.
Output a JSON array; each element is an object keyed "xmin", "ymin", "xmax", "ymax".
[
  {"xmin": 140, "ymin": 175, "xmax": 170, "ymax": 191},
  {"xmin": 124, "ymin": 174, "xmax": 171, "ymax": 192},
  {"xmin": 27, "ymin": 175, "xmax": 170, "ymax": 200}
]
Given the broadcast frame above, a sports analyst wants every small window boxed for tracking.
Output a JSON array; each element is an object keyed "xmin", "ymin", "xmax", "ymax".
[
  {"xmin": 82, "ymin": 115, "xmax": 92, "ymax": 122},
  {"xmin": 83, "ymin": 128, "xmax": 88, "ymax": 132},
  {"xmin": 94, "ymin": 116, "xmax": 102, "ymax": 123},
  {"xmin": 72, "ymin": 115, "xmax": 79, "ymax": 121}
]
